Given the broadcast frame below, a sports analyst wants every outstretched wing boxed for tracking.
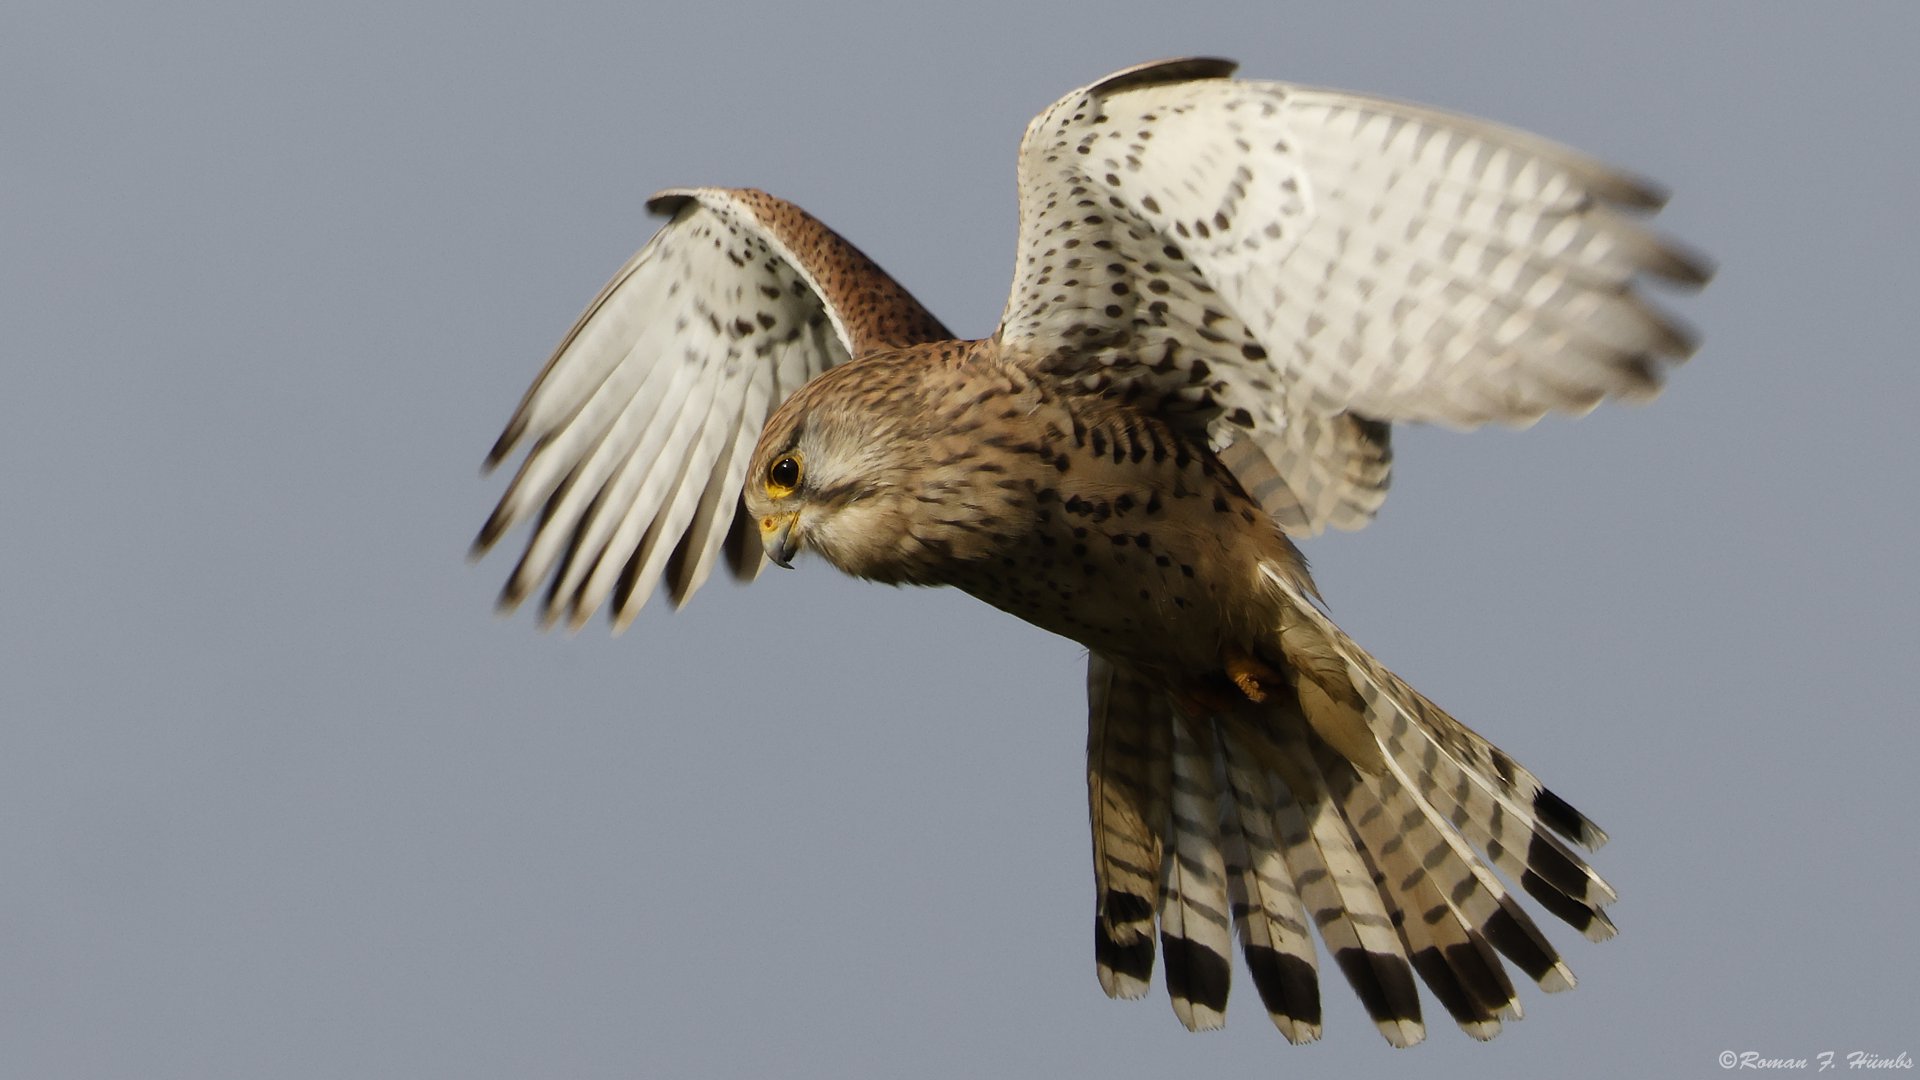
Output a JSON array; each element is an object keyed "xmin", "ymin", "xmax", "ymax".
[
  {"xmin": 476, "ymin": 187, "xmax": 951, "ymax": 628},
  {"xmin": 998, "ymin": 58, "xmax": 1709, "ymax": 534}
]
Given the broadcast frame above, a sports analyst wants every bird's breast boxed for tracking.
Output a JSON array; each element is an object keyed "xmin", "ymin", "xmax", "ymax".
[{"xmin": 927, "ymin": 399, "xmax": 1294, "ymax": 678}]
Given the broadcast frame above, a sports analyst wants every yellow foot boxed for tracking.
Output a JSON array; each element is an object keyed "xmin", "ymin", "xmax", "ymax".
[
  {"xmin": 1231, "ymin": 669, "xmax": 1267, "ymax": 702},
  {"xmin": 1225, "ymin": 650, "xmax": 1279, "ymax": 704}
]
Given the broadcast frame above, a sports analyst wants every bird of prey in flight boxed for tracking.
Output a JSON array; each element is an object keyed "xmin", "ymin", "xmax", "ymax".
[{"xmin": 475, "ymin": 57, "xmax": 1708, "ymax": 1045}]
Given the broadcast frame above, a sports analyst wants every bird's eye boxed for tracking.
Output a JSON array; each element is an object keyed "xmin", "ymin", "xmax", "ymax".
[{"xmin": 767, "ymin": 454, "xmax": 802, "ymax": 496}]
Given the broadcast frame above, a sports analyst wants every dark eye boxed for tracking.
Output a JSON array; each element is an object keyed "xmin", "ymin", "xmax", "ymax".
[{"xmin": 768, "ymin": 454, "xmax": 802, "ymax": 493}]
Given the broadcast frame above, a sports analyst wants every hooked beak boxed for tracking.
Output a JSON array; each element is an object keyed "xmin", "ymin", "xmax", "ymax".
[{"xmin": 760, "ymin": 512, "xmax": 802, "ymax": 569}]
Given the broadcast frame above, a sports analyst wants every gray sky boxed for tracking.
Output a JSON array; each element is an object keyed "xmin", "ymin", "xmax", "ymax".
[{"xmin": 5, "ymin": 2, "xmax": 1916, "ymax": 1077}]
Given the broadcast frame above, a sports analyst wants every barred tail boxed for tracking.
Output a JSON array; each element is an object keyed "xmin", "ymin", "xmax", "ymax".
[{"xmin": 1079, "ymin": 570, "xmax": 1613, "ymax": 1044}]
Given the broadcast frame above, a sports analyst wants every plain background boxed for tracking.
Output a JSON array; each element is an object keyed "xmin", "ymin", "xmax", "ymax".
[{"xmin": 5, "ymin": 2, "xmax": 1916, "ymax": 1077}]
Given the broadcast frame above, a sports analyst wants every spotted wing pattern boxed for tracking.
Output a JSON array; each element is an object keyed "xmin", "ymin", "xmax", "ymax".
[
  {"xmin": 476, "ymin": 187, "xmax": 950, "ymax": 627},
  {"xmin": 998, "ymin": 58, "xmax": 1707, "ymax": 534}
]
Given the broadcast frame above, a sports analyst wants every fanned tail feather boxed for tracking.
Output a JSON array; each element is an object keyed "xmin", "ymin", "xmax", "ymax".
[
  {"xmin": 1080, "ymin": 567, "xmax": 1615, "ymax": 1044},
  {"xmin": 1319, "ymin": 743, "xmax": 1519, "ymax": 1038},
  {"xmin": 1368, "ymin": 728, "xmax": 1583, "ymax": 993},
  {"xmin": 1161, "ymin": 717, "xmax": 1235, "ymax": 1030},
  {"xmin": 1218, "ymin": 739, "xmax": 1322, "ymax": 1042},
  {"xmin": 1231, "ymin": 711, "xmax": 1426, "ymax": 1047},
  {"xmin": 1260, "ymin": 564, "xmax": 1616, "ymax": 946},
  {"xmin": 1086, "ymin": 655, "xmax": 1170, "ymax": 999},
  {"xmin": 1354, "ymin": 667, "xmax": 1618, "ymax": 943}
]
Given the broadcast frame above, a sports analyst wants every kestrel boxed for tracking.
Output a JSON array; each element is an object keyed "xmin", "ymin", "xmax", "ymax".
[{"xmin": 476, "ymin": 58, "xmax": 1707, "ymax": 1045}]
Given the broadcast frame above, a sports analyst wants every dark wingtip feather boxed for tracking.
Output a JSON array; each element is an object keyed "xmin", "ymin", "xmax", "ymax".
[
  {"xmin": 496, "ymin": 516, "xmax": 554, "ymax": 616},
  {"xmin": 1648, "ymin": 239, "xmax": 1716, "ymax": 289},
  {"xmin": 471, "ymin": 487, "xmax": 519, "ymax": 556},
  {"xmin": 643, "ymin": 189, "xmax": 699, "ymax": 218},
  {"xmin": 494, "ymin": 575, "xmax": 528, "ymax": 615},
  {"xmin": 1086, "ymin": 57, "xmax": 1240, "ymax": 97},
  {"xmin": 1593, "ymin": 167, "xmax": 1671, "ymax": 211},
  {"xmin": 483, "ymin": 424, "xmax": 519, "ymax": 472}
]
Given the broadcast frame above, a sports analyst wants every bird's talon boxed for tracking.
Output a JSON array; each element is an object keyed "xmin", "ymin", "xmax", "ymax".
[
  {"xmin": 1231, "ymin": 669, "xmax": 1267, "ymax": 702},
  {"xmin": 1225, "ymin": 650, "xmax": 1280, "ymax": 704}
]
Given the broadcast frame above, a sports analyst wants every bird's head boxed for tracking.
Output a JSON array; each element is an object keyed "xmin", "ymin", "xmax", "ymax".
[{"xmin": 742, "ymin": 357, "xmax": 953, "ymax": 585}]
